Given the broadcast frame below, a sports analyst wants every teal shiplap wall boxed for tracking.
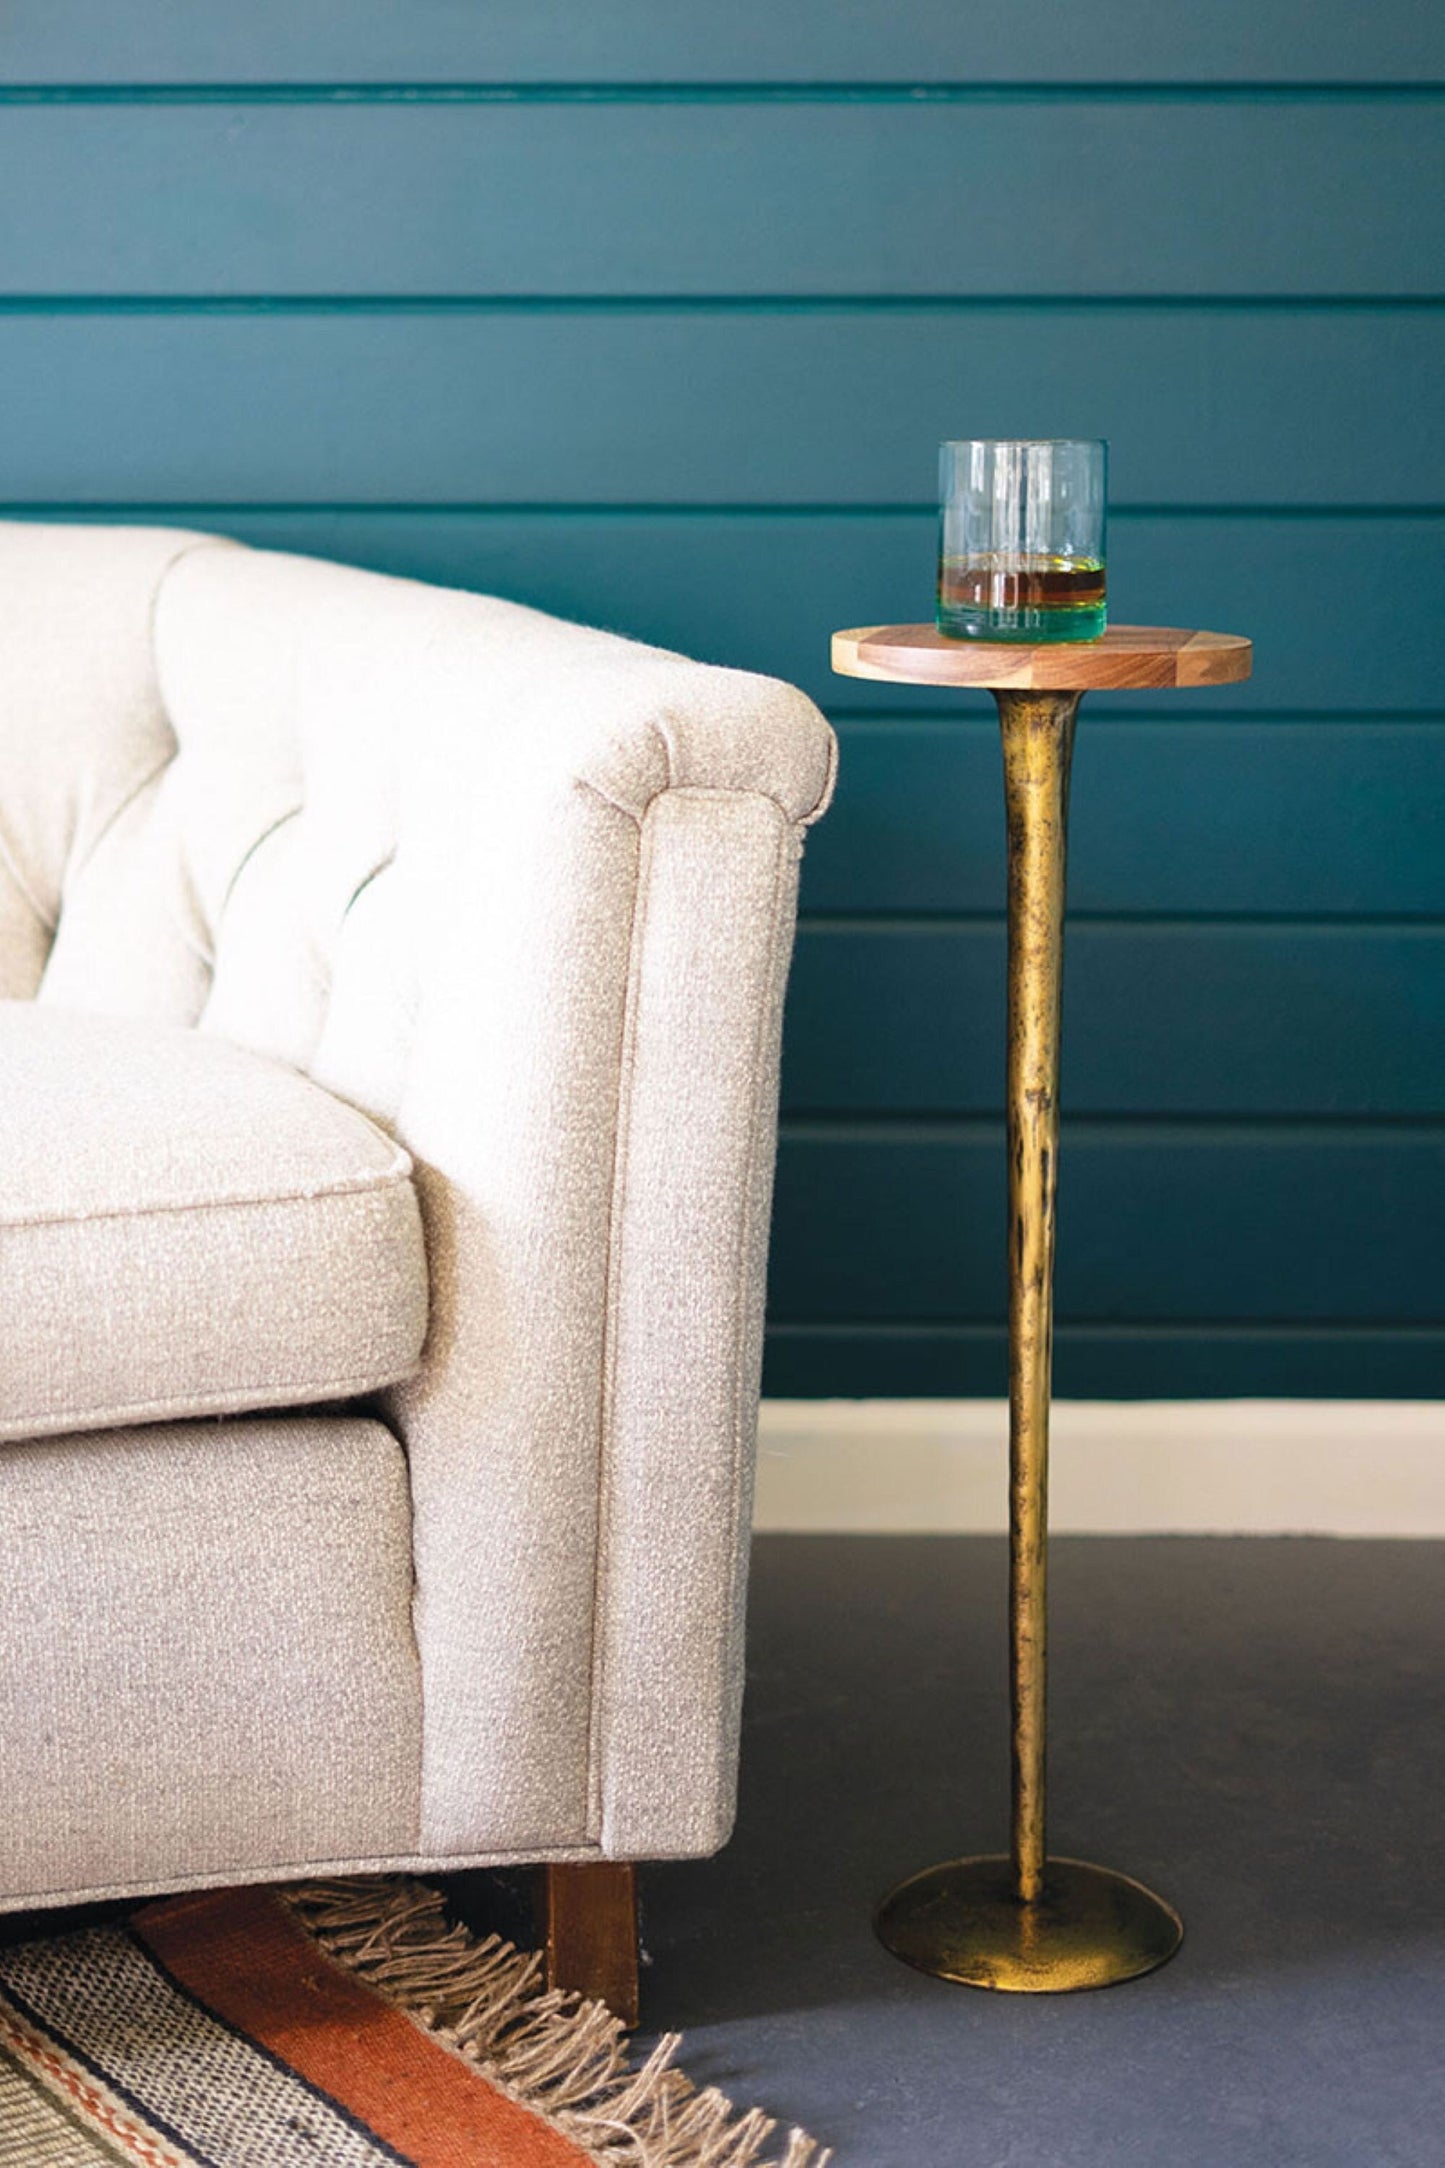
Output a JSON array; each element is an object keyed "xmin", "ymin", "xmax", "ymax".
[{"xmin": 3, "ymin": 5, "xmax": 1442, "ymax": 1396}]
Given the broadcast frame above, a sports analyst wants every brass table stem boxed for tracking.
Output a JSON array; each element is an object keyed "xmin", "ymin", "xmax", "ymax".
[
  {"xmin": 872, "ymin": 682, "xmax": 1184, "ymax": 1993},
  {"xmin": 1000, "ymin": 688, "xmax": 1078, "ymax": 1904}
]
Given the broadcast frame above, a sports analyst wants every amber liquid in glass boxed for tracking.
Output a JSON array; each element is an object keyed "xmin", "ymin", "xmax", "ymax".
[{"xmin": 937, "ymin": 552, "xmax": 1106, "ymax": 642}]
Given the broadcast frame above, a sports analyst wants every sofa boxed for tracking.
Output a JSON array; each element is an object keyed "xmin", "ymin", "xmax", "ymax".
[{"xmin": 0, "ymin": 522, "xmax": 835, "ymax": 2013}]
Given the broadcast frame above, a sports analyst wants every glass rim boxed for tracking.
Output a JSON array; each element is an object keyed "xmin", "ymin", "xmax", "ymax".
[{"xmin": 940, "ymin": 437, "xmax": 1107, "ymax": 451}]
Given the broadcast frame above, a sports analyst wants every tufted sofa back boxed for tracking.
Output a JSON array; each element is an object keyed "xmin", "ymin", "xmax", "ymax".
[
  {"xmin": 2, "ymin": 523, "xmax": 830, "ymax": 1096},
  {"xmin": 0, "ymin": 520, "xmax": 835, "ymax": 1861},
  {"xmin": 3, "ymin": 523, "xmax": 440, "ymax": 1097}
]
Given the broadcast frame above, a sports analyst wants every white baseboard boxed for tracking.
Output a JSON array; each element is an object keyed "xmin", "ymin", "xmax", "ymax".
[{"xmin": 754, "ymin": 1399, "xmax": 1445, "ymax": 1536}]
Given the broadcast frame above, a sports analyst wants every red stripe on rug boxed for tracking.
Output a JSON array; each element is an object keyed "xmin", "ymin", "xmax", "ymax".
[{"xmin": 130, "ymin": 1889, "xmax": 591, "ymax": 2168}]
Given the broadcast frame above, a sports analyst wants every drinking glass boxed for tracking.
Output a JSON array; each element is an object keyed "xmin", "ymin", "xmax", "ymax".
[{"xmin": 937, "ymin": 439, "xmax": 1107, "ymax": 642}]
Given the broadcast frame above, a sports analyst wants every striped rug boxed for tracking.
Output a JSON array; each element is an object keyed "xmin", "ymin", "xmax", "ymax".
[{"xmin": 0, "ymin": 1879, "xmax": 826, "ymax": 2168}]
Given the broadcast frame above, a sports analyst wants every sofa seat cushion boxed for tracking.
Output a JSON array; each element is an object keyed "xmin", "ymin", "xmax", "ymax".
[{"xmin": 0, "ymin": 1005, "xmax": 428, "ymax": 1440}]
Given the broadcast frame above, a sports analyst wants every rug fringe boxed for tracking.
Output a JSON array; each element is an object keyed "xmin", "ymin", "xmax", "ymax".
[{"xmin": 286, "ymin": 1879, "xmax": 830, "ymax": 2168}]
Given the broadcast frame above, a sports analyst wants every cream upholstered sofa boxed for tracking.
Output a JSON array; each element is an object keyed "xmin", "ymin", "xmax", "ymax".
[{"xmin": 0, "ymin": 523, "xmax": 835, "ymax": 1988}]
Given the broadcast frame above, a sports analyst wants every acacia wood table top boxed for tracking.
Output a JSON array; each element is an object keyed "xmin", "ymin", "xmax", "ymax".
[{"xmin": 831, "ymin": 623, "xmax": 1253, "ymax": 692}]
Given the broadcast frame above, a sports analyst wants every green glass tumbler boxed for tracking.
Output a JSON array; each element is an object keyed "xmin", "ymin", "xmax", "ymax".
[{"xmin": 938, "ymin": 439, "xmax": 1107, "ymax": 642}]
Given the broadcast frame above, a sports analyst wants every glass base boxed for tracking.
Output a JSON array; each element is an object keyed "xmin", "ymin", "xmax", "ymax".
[{"xmin": 937, "ymin": 602, "xmax": 1107, "ymax": 644}]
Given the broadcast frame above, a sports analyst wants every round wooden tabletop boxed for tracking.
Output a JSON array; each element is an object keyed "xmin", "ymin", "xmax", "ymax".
[{"xmin": 832, "ymin": 624, "xmax": 1252, "ymax": 692}]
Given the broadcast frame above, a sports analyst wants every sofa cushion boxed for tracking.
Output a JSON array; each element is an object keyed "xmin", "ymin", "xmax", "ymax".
[{"xmin": 0, "ymin": 1005, "xmax": 428, "ymax": 1440}]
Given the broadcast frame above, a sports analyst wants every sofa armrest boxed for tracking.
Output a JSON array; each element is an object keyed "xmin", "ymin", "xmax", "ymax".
[
  {"xmin": 589, "ymin": 782, "xmax": 803, "ymax": 1855},
  {"xmin": 333, "ymin": 594, "xmax": 836, "ymax": 1859}
]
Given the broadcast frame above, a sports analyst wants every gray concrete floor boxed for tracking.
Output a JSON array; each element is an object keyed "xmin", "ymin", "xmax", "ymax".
[{"xmin": 641, "ymin": 1537, "xmax": 1445, "ymax": 2167}]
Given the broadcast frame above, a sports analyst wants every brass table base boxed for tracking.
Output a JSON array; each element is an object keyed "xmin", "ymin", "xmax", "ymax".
[{"xmin": 875, "ymin": 1855, "xmax": 1183, "ymax": 1994}]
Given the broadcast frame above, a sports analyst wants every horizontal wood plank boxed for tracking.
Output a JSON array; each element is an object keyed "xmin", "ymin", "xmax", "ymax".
[
  {"xmin": 0, "ymin": 307, "xmax": 1437, "ymax": 507},
  {"xmin": 0, "ymin": 102, "xmax": 1435, "ymax": 295},
  {"xmin": 768, "ymin": 1129, "xmax": 1445, "ymax": 1323},
  {"xmin": 783, "ymin": 926, "xmax": 1445, "ymax": 1116},
  {"xmin": 804, "ymin": 722, "xmax": 1445, "ymax": 914},
  {"xmin": 1, "ymin": 5, "xmax": 1439, "ymax": 85},
  {"xmin": 4, "ymin": 510, "xmax": 1437, "ymax": 714},
  {"xmin": 761, "ymin": 1324, "xmax": 1445, "ymax": 1399}
]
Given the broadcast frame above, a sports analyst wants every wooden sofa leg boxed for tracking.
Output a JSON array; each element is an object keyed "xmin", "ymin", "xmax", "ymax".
[{"xmin": 540, "ymin": 1862, "xmax": 640, "ymax": 2027}]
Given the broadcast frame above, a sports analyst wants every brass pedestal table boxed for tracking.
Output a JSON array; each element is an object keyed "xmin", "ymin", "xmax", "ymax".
[{"xmin": 831, "ymin": 623, "xmax": 1253, "ymax": 1992}]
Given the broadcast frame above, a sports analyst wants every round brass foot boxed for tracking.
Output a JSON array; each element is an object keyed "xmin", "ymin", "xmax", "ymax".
[{"xmin": 875, "ymin": 1855, "xmax": 1183, "ymax": 1993}]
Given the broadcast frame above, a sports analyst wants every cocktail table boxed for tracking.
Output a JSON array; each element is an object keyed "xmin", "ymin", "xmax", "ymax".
[{"xmin": 831, "ymin": 623, "xmax": 1253, "ymax": 1991}]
